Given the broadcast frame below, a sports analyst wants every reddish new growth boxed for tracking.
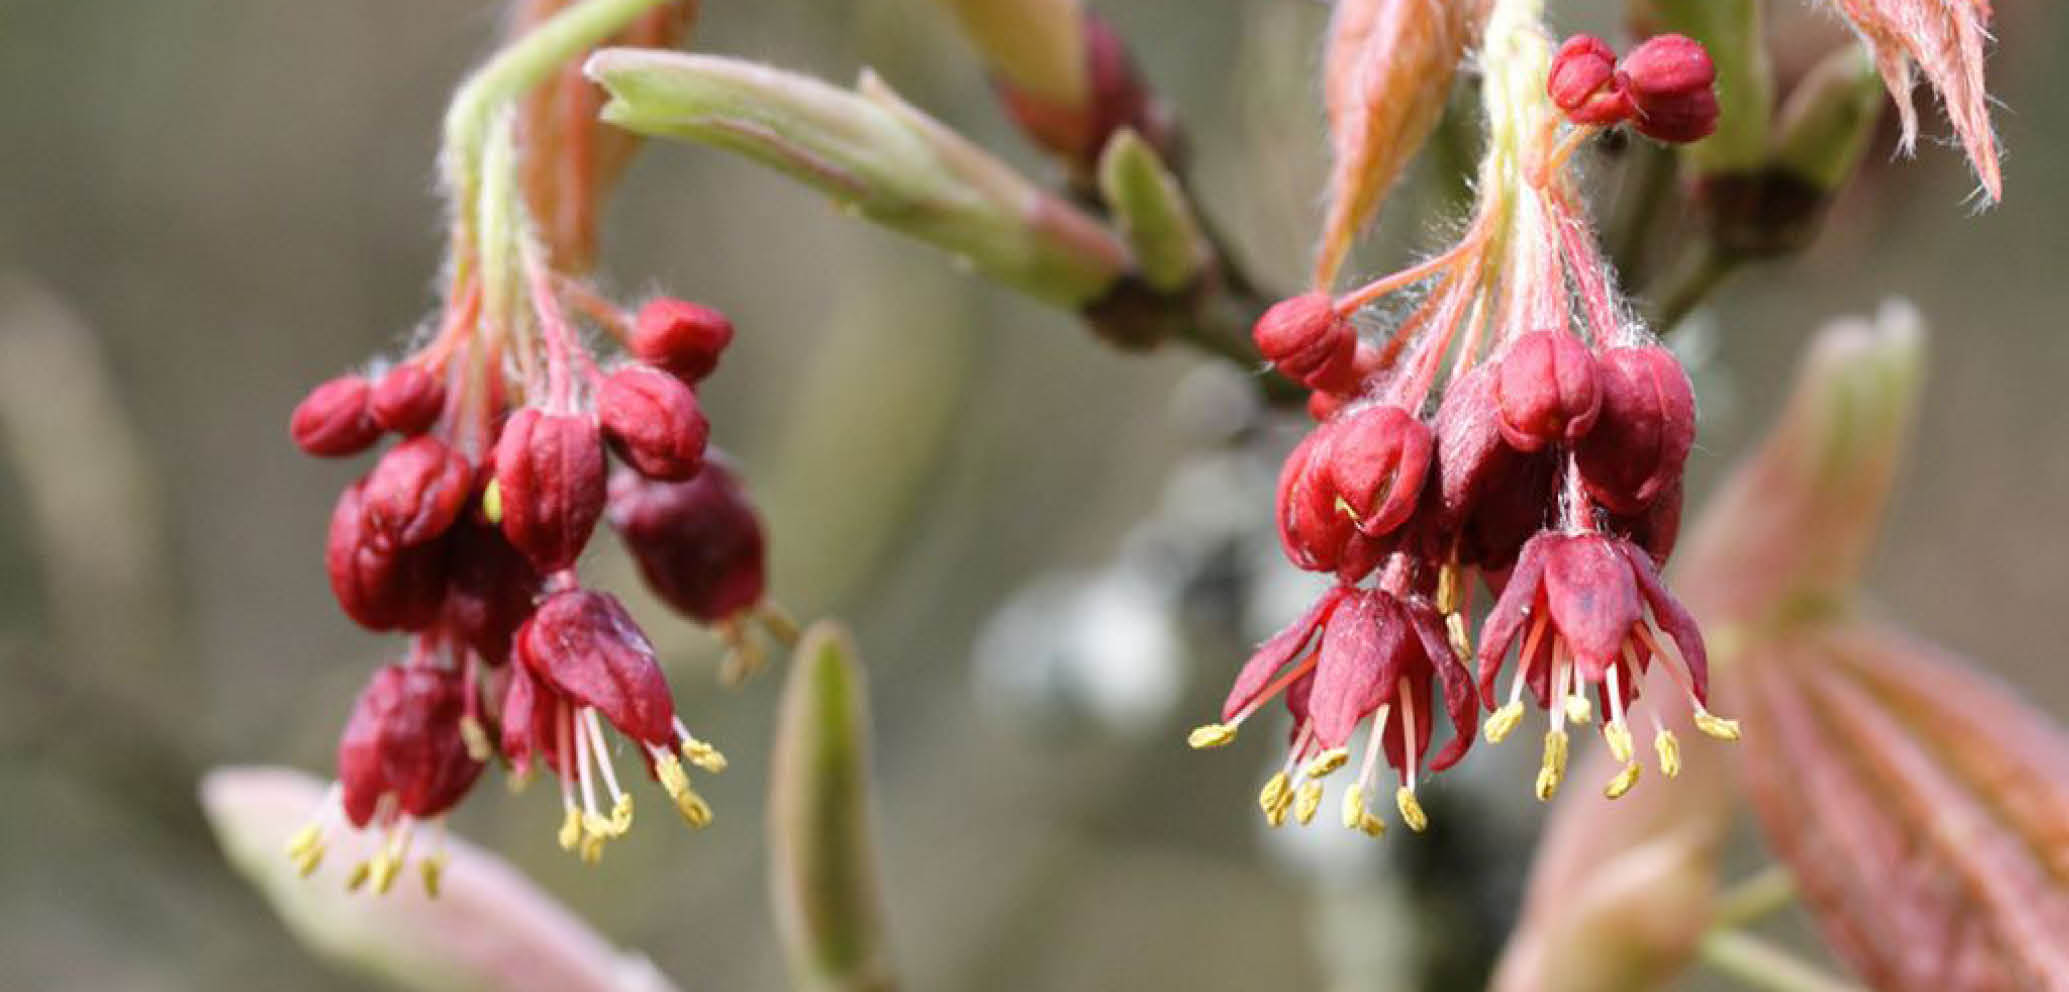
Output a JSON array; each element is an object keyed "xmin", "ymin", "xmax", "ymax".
[
  {"xmin": 285, "ymin": 274, "xmax": 785, "ymax": 887},
  {"xmin": 1187, "ymin": 33, "xmax": 1738, "ymax": 834}
]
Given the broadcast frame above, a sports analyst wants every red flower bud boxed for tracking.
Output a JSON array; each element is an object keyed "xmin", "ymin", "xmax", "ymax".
[
  {"xmin": 1433, "ymin": 364, "xmax": 1558, "ymax": 569},
  {"xmin": 289, "ymin": 375, "xmax": 381, "ymax": 457},
  {"xmin": 369, "ymin": 363, "xmax": 446, "ymax": 436},
  {"xmin": 631, "ymin": 298, "xmax": 733, "ymax": 384},
  {"xmin": 516, "ymin": 588, "xmax": 676, "ymax": 745},
  {"xmin": 1577, "ymin": 345, "xmax": 1696, "ymax": 515},
  {"xmin": 1495, "ymin": 330, "xmax": 1602, "ymax": 452},
  {"xmin": 493, "ymin": 408, "xmax": 607, "ymax": 573},
  {"xmin": 325, "ymin": 480, "xmax": 446, "ymax": 632},
  {"xmin": 1254, "ymin": 293, "xmax": 1359, "ymax": 393},
  {"xmin": 443, "ymin": 518, "xmax": 542, "ymax": 665},
  {"xmin": 1324, "ymin": 404, "xmax": 1433, "ymax": 538},
  {"xmin": 597, "ymin": 367, "xmax": 710, "ymax": 481},
  {"xmin": 1619, "ymin": 34, "xmax": 1719, "ymax": 144},
  {"xmin": 361, "ymin": 436, "xmax": 473, "ymax": 550},
  {"xmin": 336, "ymin": 664, "xmax": 484, "ymax": 827},
  {"xmin": 607, "ymin": 463, "xmax": 767, "ymax": 625},
  {"xmin": 1549, "ymin": 35, "xmax": 1632, "ymax": 125}
]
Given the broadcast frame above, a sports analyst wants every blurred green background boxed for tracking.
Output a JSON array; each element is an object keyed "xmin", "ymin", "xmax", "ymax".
[{"xmin": 2, "ymin": 0, "xmax": 2066, "ymax": 988}]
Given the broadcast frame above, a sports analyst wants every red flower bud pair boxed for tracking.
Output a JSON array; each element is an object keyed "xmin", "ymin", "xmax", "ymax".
[
  {"xmin": 290, "ymin": 366, "xmax": 448, "ymax": 457},
  {"xmin": 336, "ymin": 664, "xmax": 484, "ymax": 827},
  {"xmin": 1548, "ymin": 33, "xmax": 1719, "ymax": 144}
]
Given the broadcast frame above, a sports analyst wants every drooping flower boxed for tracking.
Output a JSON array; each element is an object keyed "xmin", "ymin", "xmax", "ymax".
[{"xmin": 1476, "ymin": 531, "xmax": 1732, "ymax": 801}]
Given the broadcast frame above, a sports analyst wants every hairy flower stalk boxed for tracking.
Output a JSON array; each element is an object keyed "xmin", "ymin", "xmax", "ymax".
[
  {"xmin": 284, "ymin": 0, "xmax": 794, "ymax": 892},
  {"xmin": 1191, "ymin": 0, "xmax": 1732, "ymax": 833}
]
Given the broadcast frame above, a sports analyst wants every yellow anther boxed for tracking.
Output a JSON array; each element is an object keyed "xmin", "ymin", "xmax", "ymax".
[
  {"xmin": 1437, "ymin": 565, "xmax": 1463, "ymax": 615},
  {"xmin": 371, "ymin": 853, "xmax": 401, "ymax": 895},
  {"xmin": 1334, "ymin": 495, "xmax": 1362, "ymax": 523},
  {"xmin": 580, "ymin": 834, "xmax": 606, "ymax": 865},
  {"xmin": 610, "ymin": 794, "xmax": 634, "ymax": 835},
  {"xmin": 1294, "ymin": 782, "xmax": 1324, "ymax": 825},
  {"xmin": 1485, "ymin": 702, "xmax": 1525, "ymax": 743},
  {"xmin": 1187, "ymin": 723, "xmax": 1237, "ymax": 749},
  {"xmin": 481, "ymin": 479, "xmax": 503, "ymax": 524},
  {"xmin": 1563, "ymin": 695, "xmax": 1594, "ymax": 725},
  {"xmin": 1604, "ymin": 761, "xmax": 1642, "ymax": 799},
  {"xmin": 1258, "ymin": 771, "xmax": 1292, "ymax": 818},
  {"xmin": 683, "ymin": 738, "xmax": 728, "ymax": 773},
  {"xmin": 1535, "ymin": 730, "xmax": 1570, "ymax": 801},
  {"xmin": 420, "ymin": 855, "xmax": 446, "ymax": 898},
  {"xmin": 1694, "ymin": 710, "xmax": 1742, "ymax": 741},
  {"xmin": 558, "ymin": 807, "xmax": 582, "ymax": 850},
  {"xmin": 1305, "ymin": 747, "xmax": 1350, "ymax": 779},
  {"xmin": 1341, "ymin": 784, "xmax": 1367, "ymax": 831},
  {"xmin": 1445, "ymin": 612, "xmax": 1473, "ymax": 664},
  {"xmin": 345, "ymin": 860, "xmax": 373, "ymax": 893},
  {"xmin": 460, "ymin": 715, "xmax": 492, "ymax": 762},
  {"xmin": 1396, "ymin": 786, "xmax": 1428, "ymax": 833},
  {"xmin": 507, "ymin": 766, "xmax": 533, "ymax": 794},
  {"xmin": 292, "ymin": 844, "xmax": 326, "ymax": 878},
  {"xmin": 582, "ymin": 810, "xmax": 615, "ymax": 842},
  {"xmin": 1605, "ymin": 721, "xmax": 1635, "ymax": 765},
  {"xmin": 1655, "ymin": 728, "xmax": 1683, "ymax": 778},
  {"xmin": 657, "ymin": 752, "xmax": 715, "ymax": 828},
  {"xmin": 285, "ymin": 824, "xmax": 321, "ymax": 859},
  {"xmin": 1356, "ymin": 811, "xmax": 1387, "ymax": 837}
]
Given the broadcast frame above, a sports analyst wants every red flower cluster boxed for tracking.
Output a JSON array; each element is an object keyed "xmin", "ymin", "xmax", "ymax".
[
  {"xmin": 285, "ymin": 283, "xmax": 784, "ymax": 891},
  {"xmin": 1195, "ymin": 239, "xmax": 1737, "ymax": 834},
  {"xmin": 1548, "ymin": 33, "xmax": 1719, "ymax": 144}
]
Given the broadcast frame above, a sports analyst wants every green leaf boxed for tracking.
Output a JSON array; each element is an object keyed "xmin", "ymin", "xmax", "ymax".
[
  {"xmin": 586, "ymin": 50, "xmax": 1128, "ymax": 307},
  {"xmin": 768, "ymin": 622, "xmax": 896, "ymax": 992}
]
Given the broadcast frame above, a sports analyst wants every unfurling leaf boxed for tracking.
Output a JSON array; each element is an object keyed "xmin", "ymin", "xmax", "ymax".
[
  {"xmin": 585, "ymin": 50, "xmax": 1129, "ymax": 306},
  {"xmin": 1740, "ymin": 628, "xmax": 2069, "ymax": 989},
  {"xmin": 201, "ymin": 767, "xmax": 677, "ymax": 992},
  {"xmin": 1825, "ymin": 0, "xmax": 2002, "ymax": 200},
  {"xmin": 768, "ymin": 622, "xmax": 896, "ymax": 992},
  {"xmin": 1312, "ymin": 0, "xmax": 1482, "ymax": 289}
]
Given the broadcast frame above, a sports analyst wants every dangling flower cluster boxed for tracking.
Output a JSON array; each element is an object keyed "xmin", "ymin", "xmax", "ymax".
[
  {"xmin": 1190, "ymin": 9, "xmax": 1737, "ymax": 834},
  {"xmin": 284, "ymin": 272, "xmax": 783, "ymax": 887},
  {"xmin": 281, "ymin": 1, "xmax": 793, "ymax": 886}
]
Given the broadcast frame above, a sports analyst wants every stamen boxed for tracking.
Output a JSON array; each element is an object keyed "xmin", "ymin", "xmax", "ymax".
[
  {"xmin": 1258, "ymin": 771, "xmax": 1293, "ymax": 825},
  {"xmin": 1604, "ymin": 665, "xmax": 1634, "ymax": 764},
  {"xmin": 1225, "ymin": 653, "xmax": 1323, "ymax": 730},
  {"xmin": 1188, "ymin": 723, "xmax": 1238, "ymax": 749},
  {"xmin": 373, "ymin": 822, "xmax": 413, "ymax": 894},
  {"xmin": 1693, "ymin": 709, "xmax": 1742, "ymax": 741},
  {"xmin": 574, "ymin": 708, "xmax": 609, "ymax": 844},
  {"xmin": 1486, "ymin": 701, "xmax": 1526, "ymax": 743},
  {"xmin": 345, "ymin": 860, "xmax": 373, "ymax": 892},
  {"xmin": 650, "ymin": 745, "xmax": 713, "ymax": 829},
  {"xmin": 1559, "ymin": 642, "xmax": 1592, "ymax": 724},
  {"xmin": 1353, "ymin": 705, "xmax": 1391, "ymax": 796},
  {"xmin": 420, "ymin": 820, "xmax": 448, "ymax": 898},
  {"xmin": 1294, "ymin": 781, "xmax": 1324, "ymax": 825},
  {"xmin": 1395, "ymin": 785, "xmax": 1428, "ymax": 832},
  {"xmin": 675, "ymin": 718, "xmax": 728, "ymax": 773},
  {"xmin": 1603, "ymin": 761, "xmax": 1641, "ymax": 800},
  {"xmin": 1535, "ymin": 730, "xmax": 1570, "ymax": 801},
  {"xmin": 460, "ymin": 715, "xmax": 492, "ymax": 762},
  {"xmin": 581, "ymin": 710, "xmax": 630, "ymax": 837},
  {"xmin": 1445, "ymin": 611, "xmax": 1474, "ymax": 667},
  {"xmin": 1304, "ymin": 747, "xmax": 1350, "ymax": 779},
  {"xmin": 1655, "ymin": 726, "xmax": 1683, "ymax": 778}
]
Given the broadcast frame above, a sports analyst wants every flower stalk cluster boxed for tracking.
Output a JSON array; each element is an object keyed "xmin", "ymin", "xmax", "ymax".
[
  {"xmin": 283, "ymin": 0, "xmax": 790, "ymax": 894},
  {"xmin": 1190, "ymin": 0, "xmax": 1735, "ymax": 834}
]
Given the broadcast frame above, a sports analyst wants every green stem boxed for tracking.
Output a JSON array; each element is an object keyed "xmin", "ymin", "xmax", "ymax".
[
  {"xmin": 1653, "ymin": 242, "xmax": 1741, "ymax": 333},
  {"xmin": 1712, "ymin": 865, "xmax": 1798, "ymax": 929},
  {"xmin": 1607, "ymin": 140, "xmax": 1676, "ymax": 292},
  {"xmin": 442, "ymin": 0, "xmax": 676, "ymax": 210},
  {"xmin": 1698, "ymin": 930, "xmax": 1860, "ymax": 992}
]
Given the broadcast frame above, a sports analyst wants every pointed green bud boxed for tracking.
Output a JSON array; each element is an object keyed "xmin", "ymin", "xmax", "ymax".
[
  {"xmin": 768, "ymin": 622, "xmax": 896, "ymax": 992},
  {"xmin": 1095, "ymin": 129, "xmax": 1208, "ymax": 293},
  {"xmin": 1772, "ymin": 45, "xmax": 1884, "ymax": 196}
]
